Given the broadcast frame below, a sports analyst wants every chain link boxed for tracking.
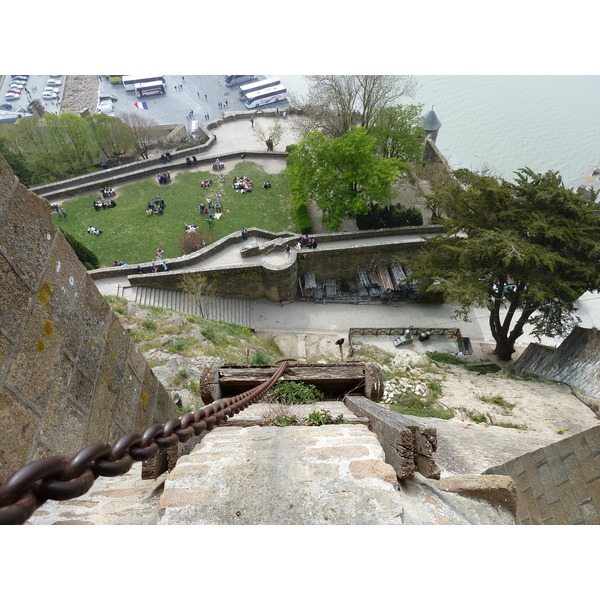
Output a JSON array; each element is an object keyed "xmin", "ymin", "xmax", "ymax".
[{"xmin": 0, "ymin": 359, "xmax": 297, "ymax": 525}]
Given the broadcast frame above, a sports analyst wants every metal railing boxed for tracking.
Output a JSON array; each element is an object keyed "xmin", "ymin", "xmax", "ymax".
[{"xmin": 0, "ymin": 358, "xmax": 298, "ymax": 525}]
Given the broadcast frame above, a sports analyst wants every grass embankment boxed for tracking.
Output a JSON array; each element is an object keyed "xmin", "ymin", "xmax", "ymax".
[{"xmin": 52, "ymin": 161, "xmax": 297, "ymax": 267}]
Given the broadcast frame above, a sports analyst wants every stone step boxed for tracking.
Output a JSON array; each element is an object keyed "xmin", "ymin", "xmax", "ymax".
[{"xmin": 130, "ymin": 287, "xmax": 253, "ymax": 327}]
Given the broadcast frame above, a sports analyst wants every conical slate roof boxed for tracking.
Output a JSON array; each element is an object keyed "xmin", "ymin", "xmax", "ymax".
[{"xmin": 421, "ymin": 107, "xmax": 442, "ymax": 132}]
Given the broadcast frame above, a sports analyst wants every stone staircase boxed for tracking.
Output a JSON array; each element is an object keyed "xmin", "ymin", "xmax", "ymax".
[{"xmin": 122, "ymin": 286, "xmax": 254, "ymax": 328}]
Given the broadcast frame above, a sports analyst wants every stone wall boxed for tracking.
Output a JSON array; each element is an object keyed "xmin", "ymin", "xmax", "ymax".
[
  {"xmin": 485, "ymin": 425, "xmax": 600, "ymax": 524},
  {"xmin": 513, "ymin": 327, "xmax": 600, "ymax": 413},
  {"xmin": 0, "ymin": 156, "xmax": 179, "ymax": 479},
  {"xmin": 29, "ymin": 109, "xmax": 288, "ymax": 202}
]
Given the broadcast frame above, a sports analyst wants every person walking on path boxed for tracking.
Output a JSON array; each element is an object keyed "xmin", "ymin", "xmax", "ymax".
[
  {"xmin": 241, "ymin": 227, "xmax": 249, "ymax": 241},
  {"xmin": 250, "ymin": 116, "xmax": 254, "ymax": 128}
]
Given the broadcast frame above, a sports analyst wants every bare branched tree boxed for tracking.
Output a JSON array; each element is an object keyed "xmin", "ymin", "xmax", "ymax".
[
  {"xmin": 254, "ymin": 119, "xmax": 284, "ymax": 150},
  {"xmin": 290, "ymin": 75, "xmax": 418, "ymax": 138},
  {"xmin": 178, "ymin": 273, "xmax": 218, "ymax": 319},
  {"xmin": 119, "ymin": 111, "xmax": 162, "ymax": 159}
]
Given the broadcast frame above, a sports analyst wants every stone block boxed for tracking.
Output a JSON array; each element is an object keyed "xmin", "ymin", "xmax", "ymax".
[
  {"xmin": 435, "ymin": 474, "xmax": 517, "ymax": 515},
  {"xmin": 520, "ymin": 485, "xmax": 540, "ymax": 523},
  {"xmin": 562, "ymin": 453, "xmax": 593, "ymax": 505},
  {"xmin": 536, "ymin": 461, "xmax": 561, "ymax": 504},
  {"xmin": 578, "ymin": 499, "xmax": 600, "ymax": 525},
  {"xmin": 548, "ymin": 499, "xmax": 568, "ymax": 524},
  {"xmin": 0, "ymin": 391, "xmax": 40, "ymax": 478},
  {"xmin": 349, "ymin": 459, "xmax": 398, "ymax": 486},
  {"xmin": 556, "ymin": 481, "xmax": 584, "ymax": 524},
  {"xmin": 543, "ymin": 445, "xmax": 570, "ymax": 487},
  {"xmin": 0, "ymin": 256, "xmax": 31, "ymax": 342}
]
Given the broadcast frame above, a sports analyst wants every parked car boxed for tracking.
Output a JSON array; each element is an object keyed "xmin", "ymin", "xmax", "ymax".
[
  {"xmin": 42, "ymin": 90, "xmax": 59, "ymax": 100},
  {"xmin": 11, "ymin": 75, "xmax": 28, "ymax": 82},
  {"xmin": 5, "ymin": 92, "xmax": 21, "ymax": 100},
  {"xmin": 99, "ymin": 94, "xmax": 118, "ymax": 103},
  {"xmin": 0, "ymin": 102, "xmax": 13, "ymax": 109},
  {"xmin": 8, "ymin": 84, "xmax": 24, "ymax": 91},
  {"xmin": 47, "ymin": 79, "xmax": 62, "ymax": 87}
]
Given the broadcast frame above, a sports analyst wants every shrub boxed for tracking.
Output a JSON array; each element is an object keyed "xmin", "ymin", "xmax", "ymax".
[
  {"xmin": 250, "ymin": 348, "xmax": 272, "ymax": 365},
  {"xmin": 356, "ymin": 204, "xmax": 423, "ymax": 230},
  {"xmin": 294, "ymin": 203, "xmax": 312, "ymax": 234},
  {"xmin": 470, "ymin": 413, "xmax": 488, "ymax": 423},
  {"xmin": 179, "ymin": 232, "xmax": 206, "ymax": 255},
  {"xmin": 305, "ymin": 410, "xmax": 345, "ymax": 426},
  {"xmin": 60, "ymin": 228, "xmax": 100, "ymax": 269},
  {"xmin": 270, "ymin": 381, "xmax": 324, "ymax": 405}
]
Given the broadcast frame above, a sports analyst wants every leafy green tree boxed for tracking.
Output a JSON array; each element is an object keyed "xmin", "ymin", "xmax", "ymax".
[
  {"xmin": 409, "ymin": 167, "xmax": 600, "ymax": 360},
  {"xmin": 286, "ymin": 127, "xmax": 403, "ymax": 229},
  {"xmin": 369, "ymin": 104, "xmax": 425, "ymax": 162},
  {"xmin": 85, "ymin": 113, "xmax": 134, "ymax": 160}
]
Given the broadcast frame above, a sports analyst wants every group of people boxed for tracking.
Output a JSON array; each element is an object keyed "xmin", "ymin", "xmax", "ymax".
[
  {"xmin": 186, "ymin": 156, "xmax": 198, "ymax": 167},
  {"xmin": 295, "ymin": 235, "xmax": 318, "ymax": 250},
  {"xmin": 232, "ymin": 176, "xmax": 252, "ymax": 193},
  {"xmin": 99, "ymin": 187, "xmax": 116, "ymax": 199},
  {"xmin": 160, "ymin": 152, "xmax": 173, "ymax": 164},
  {"xmin": 200, "ymin": 178, "xmax": 212, "ymax": 188},
  {"xmin": 113, "ymin": 259, "xmax": 127, "ymax": 267},
  {"xmin": 146, "ymin": 196, "xmax": 165, "ymax": 216},
  {"xmin": 262, "ymin": 181, "xmax": 272, "ymax": 189},
  {"xmin": 157, "ymin": 172, "xmax": 171, "ymax": 185},
  {"xmin": 185, "ymin": 224, "xmax": 198, "ymax": 233},
  {"xmin": 94, "ymin": 198, "xmax": 116, "ymax": 210},
  {"xmin": 151, "ymin": 261, "xmax": 168, "ymax": 272},
  {"xmin": 87, "ymin": 226, "xmax": 102, "ymax": 235}
]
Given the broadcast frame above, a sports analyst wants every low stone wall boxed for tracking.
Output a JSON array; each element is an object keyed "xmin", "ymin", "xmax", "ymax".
[
  {"xmin": 0, "ymin": 156, "xmax": 179, "ymax": 478},
  {"xmin": 513, "ymin": 327, "xmax": 600, "ymax": 412},
  {"xmin": 485, "ymin": 425, "xmax": 600, "ymax": 524},
  {"xmin": 30, "ymin": 109, "xmax": 289, "ymax": 202}
]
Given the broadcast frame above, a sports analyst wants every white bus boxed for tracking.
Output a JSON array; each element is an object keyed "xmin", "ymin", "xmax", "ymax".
[
  {"xmin": 224, "ymin": 75, "xmax": 257, "ymax": 87},
  {"xmin": 239, "ymin": 77, "xmax": 281, "ymax": 100},
  {"xmin": 134, "ymin": 80, "xmax": 167, "ymax": 97},
  {"xmin": 245, "ymin": 85, "xmax": 287, "ymax": 109},
  {"xmin": 122, "ymin": 75, "xmax": 166, "ymax": 91}
]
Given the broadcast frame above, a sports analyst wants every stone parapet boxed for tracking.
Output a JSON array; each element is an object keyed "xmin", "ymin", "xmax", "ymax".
[{"xmin": 485, "ymin": 425, "xmax": 600, "ymax": 524}]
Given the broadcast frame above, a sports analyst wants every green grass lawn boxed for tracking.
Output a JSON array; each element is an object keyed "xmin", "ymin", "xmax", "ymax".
[{"xmin": 52, "ymin": 161, "xmax": 298, "ymax": 267}]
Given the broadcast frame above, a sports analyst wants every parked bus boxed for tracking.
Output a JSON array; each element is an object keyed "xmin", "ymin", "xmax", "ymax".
[
  {"xmin": 122, "ymin": 75, "xmax": 166, "ymax": 91},
  {"xmin": 107, "ymin": 75, "xmax": 123, "ymax": 83},
  {"xmin": 224, "ymin": 75, "xmax": 257, "ymax": 87},
  {"xmin": 134, "ymin": 80, "xmax": 167, "ymax": 97},
  {"xmin": 244, "ymin": 85, "xmax": 287, "ymax": 109},
  {"xmin": 239, "ymin": 77, "xmax": 281, "ymax": 100}
]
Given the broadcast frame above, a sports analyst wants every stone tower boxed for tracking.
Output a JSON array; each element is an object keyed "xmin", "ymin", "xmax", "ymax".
[{"xmin": 421, "ymin": 106, "xmax": 442, "ymax": 144}]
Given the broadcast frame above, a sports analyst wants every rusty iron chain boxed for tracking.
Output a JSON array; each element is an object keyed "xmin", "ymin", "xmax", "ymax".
[{"xmin": 0, "ymin": 359, "xmax": 297, "ymax": 525}]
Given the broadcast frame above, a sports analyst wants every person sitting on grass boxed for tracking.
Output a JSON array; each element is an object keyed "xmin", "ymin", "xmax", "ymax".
[{"xmin": 87, "ymin": 226, "xmax": 102, "ymax": 235}]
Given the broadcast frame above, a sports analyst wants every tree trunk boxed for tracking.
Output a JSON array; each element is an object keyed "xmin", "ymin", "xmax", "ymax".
[{"xmin": 493, "ymin": 337, "xmax": 516, "ymax": 361}]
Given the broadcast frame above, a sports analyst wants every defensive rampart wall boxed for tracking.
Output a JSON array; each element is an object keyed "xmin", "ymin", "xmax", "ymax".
[{"xmin": 0, "ymin": 156, "xmax": 178, "ymax": 478}]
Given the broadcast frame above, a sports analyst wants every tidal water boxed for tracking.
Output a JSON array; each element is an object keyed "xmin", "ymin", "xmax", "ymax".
[{"xmin": 280, "ymin": 75, "xmax": 600, "ymax": 187}]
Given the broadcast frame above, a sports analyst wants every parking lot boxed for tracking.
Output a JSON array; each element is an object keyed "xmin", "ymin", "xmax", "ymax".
[
  {"xmin": 0, "ymin": 74, "xmax": 66, "ymax": 114},
  {"xmin": 0, "ymin": 74, "xmax": 297, "ymax": 131},
  {"xmin": 97, "ymin": 75, "xmax": 291, "ymax": 131}
]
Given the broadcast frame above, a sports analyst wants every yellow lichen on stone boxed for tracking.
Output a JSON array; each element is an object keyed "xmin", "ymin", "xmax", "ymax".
[
  {"xmin": 43, "ymin": 320, "xmax": 54, "ymax": 339},
  {"xmin": 38, "ymin": 281, "xmax": 52, "ymax": 310},
  {"xmin": 141, "ymin": 392, "xmax": 149, "ymax": 406},
  {"xmin": 36, "ymin": 340, "xmax": 45, "ymax": 352}
]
